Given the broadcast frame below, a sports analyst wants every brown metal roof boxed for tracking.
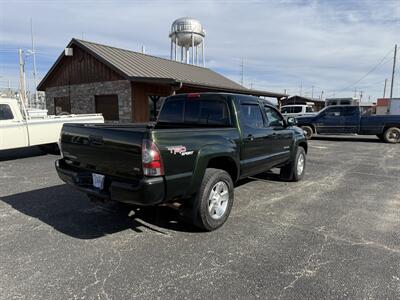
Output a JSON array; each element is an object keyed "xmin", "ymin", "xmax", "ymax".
[{"xmin": 38, "ymin": 38, "xmax": 286, "ymax": 98}]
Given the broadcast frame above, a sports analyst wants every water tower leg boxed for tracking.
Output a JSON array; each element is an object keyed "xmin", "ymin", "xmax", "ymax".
[
  {"xmin": 196, "ymin": 45, "xmax": 198, "ymax": 66},
  {"xmin": 186, "ymin": 47, "xmax": 189, "ymax": 64},
  {"xmin": 175, "ymin": 37, "xmax": 177, "ymax": 61},
  {"xmin": 191, "ymin": 34, "xmax": 194, "ymax": 65},
  {"xmin": 181, "ymin": 46, "xmax": 184, "ymax": 63},
  {"xmin": 202, "ymin": 39, "xmax": 205, "ymax": 67},
  {"xmin": 170, "ymin": 39, "xmax": 173, "ymax": 60}
]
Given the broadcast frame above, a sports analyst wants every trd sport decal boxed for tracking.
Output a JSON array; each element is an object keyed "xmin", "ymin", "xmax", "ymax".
[{"xmin": 167, "ymin": 145, "xmax": 194, "ymax": 156}]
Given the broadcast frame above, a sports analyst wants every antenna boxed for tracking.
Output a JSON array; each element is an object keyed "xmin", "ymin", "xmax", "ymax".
[
  {"xmin": 30, "ymin": 18, "xmax": 39, "ymax": 108},
  {"xmin": 390, "ymin": 44, "xmax": 397, "ymax": 99}
]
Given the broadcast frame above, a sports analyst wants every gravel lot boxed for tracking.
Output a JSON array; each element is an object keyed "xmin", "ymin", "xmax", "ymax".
[{"xmin": 1, "ymin": 136, "xmax": 400, "ymax": 299}]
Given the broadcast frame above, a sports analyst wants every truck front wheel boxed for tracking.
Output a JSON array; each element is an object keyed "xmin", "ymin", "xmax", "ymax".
[
  {"xmin": 280, "ymin": 146, "xmax": 306, "ymax": 182},
  {"xmin": 191, "ymin": 168, "xmax": 234, "ymax": 231},
  {"xmin": 383, "ymin": 127, "xmax": 400, "ymax": 144},
  {"xmin": 301, "ymin": 126, "xmax": 314, "ymax": 139}
]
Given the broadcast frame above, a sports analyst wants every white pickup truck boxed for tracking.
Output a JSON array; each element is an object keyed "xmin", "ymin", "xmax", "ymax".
[{"xmin": 0, "ymin": 98, "xmax": 104, "ymax": 152}]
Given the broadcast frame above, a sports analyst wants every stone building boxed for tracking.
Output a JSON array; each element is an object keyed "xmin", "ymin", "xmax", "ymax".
[{"xmin": 38, "ymin": 38, "xmax": 286, "ymax": 122}]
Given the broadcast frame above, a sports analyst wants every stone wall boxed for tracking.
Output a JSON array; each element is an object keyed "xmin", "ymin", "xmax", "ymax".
[{"xmin": 45, "ymin": 80, "xmax": 132, "ymax": 123}]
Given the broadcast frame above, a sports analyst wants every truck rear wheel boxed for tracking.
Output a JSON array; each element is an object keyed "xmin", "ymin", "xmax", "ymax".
[
  {"xmin": 280, "ymin": 146, "xmax": 306, "ymax": 182},
  {"xmin": 191, "ymin": 168, "xmax": 234, "ymax": 231},
  {"xmin": 383, "ymin": 127, "xmax": 400, "ymax": 144},
  {"xmin": 301, "ymin": 126, "xmax": 314, "ymax": 139}
]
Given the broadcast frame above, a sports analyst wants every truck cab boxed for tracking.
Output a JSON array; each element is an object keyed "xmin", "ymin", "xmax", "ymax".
[
  {"xmin": 281, "ymin": 104, "xmax": 315, "ymax": 117},
  {"xmin": 0, "ymin": 98, "xmax": 28, "ymax": 149},
  {"xmin": 0, "ymin": 97, "xmax": 104, "ymax": 151}
]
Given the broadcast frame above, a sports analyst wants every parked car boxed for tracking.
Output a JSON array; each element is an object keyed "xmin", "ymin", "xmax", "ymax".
[
  {"xmin": 296, "ymin": 105, "xmax": 400, "ymax": 143},
  {"xmin": 0, "ymin": 98, "xmax": 104, "ymax": 153},
  {"xmin": 281, "ymin": 104, "xmax": 315, "ymax": 117},
  {"xmin": 56, "ymin": 93, "xmax": 308, "ymax": 231}
]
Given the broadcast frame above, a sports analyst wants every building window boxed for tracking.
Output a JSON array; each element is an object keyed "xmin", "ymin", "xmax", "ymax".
[
  {"xmin": 95, "ymin": 94, "xmax": 119, "ymax": 121},
  {"xmin": 54, "ymin": 96, "xmax": 71, "ymax": 115}
]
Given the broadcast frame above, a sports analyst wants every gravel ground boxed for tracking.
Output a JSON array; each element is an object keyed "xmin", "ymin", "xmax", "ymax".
[{"xmin": 1, "ymin": 135, "xmax": 399, "ymax": 299}]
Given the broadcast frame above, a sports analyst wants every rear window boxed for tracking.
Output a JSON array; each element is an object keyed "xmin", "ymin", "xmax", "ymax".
[
  {"xmin": 292, "ymin": 106, "xmax": 302, "ymax": 113},
  {"xmin": 306, "ymin": 106, "xmax": 314, "ymax": 113},
  {"xmin": 158, "ymin": 97, "xmax": 231, "ymax": 126},
  {"xmin": 281, "ymin": 107, "xmax": 291, "ymax": 114},
  {"xmin": 0, "ymin": 104, "xmax": 14, "ymax": 120}
]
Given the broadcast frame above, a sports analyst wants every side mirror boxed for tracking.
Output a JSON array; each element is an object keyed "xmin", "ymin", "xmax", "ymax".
[{"xmin": 286, "ymin": 117, "xmax": 297, "ymax": 126}]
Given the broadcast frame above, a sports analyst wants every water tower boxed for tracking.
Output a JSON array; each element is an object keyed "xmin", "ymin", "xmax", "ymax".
[{"xmin": 169, "ymin": 17, "xmax": 206, "ymax": 66}]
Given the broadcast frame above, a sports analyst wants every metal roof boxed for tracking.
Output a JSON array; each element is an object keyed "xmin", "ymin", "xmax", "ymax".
[{"xmin": 38, "ymin": 38, "xmax": 286, "ymax": 98}]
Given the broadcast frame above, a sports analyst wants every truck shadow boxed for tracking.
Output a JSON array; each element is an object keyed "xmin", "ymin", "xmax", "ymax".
[
  {"xmin": 1, "ymin": 184, "xmax": 200, "ymax": 239},
  {"xmin": 0, "ymin": 147, "xmax": 50, "ymax": 161}
]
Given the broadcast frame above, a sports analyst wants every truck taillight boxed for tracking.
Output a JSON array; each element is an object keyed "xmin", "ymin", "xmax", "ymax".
[{"xmin": 142, "ymin": 139, "xmax": 164, "ymax": 176}]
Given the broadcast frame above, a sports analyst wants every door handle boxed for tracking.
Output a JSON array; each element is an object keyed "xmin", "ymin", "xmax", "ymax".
[{"xmin": 247, "ymin": 134, "xmax": 254, "ymax": 141}]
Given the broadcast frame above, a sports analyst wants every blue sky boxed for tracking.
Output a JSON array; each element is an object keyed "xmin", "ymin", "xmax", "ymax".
[{"xmin": 0, "ymin": 0, "xmax": 399, "ymax": 101}]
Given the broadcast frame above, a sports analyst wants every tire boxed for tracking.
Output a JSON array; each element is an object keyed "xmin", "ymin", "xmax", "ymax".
[
  {"xmin": 382, "ymin": 127, "xmax": 400, "ymax": 144},
  {"xmin": 301, "ymin": 126, "xmax": 314, "ymax": 140},
  {"xmin": 280, "ymin": 147, "xmax": 306, "ymax": 182},
  {"xmin": 190, "ymin": 168, "xmax": 234, "ymax": 231}
]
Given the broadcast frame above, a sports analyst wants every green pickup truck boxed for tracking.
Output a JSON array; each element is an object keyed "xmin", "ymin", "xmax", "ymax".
[{"xmin": 56, "ymin": 93, "xmax": 308, "ymax": 231}]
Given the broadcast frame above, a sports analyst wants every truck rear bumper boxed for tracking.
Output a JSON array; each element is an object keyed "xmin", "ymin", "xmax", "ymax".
[{"xmin": 55, "ymin": 159, "xmax": 165, "ymax": 206}]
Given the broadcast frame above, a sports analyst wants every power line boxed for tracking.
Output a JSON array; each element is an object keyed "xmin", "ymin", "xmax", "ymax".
[{"xmin": 338, "ymin": 48, "xmax": 394, "ymax": 93}]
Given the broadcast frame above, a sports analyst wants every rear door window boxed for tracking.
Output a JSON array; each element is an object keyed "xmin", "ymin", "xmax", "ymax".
[
  {"xmin": 240, "ymin": 104, "xmax": 264, "ymax": 128},
  {"xmin": 342, "ymin": 107, "xmax": 357, "ymax": 116},
  {"xmin": 0, "ymin": 104, "xmax": 14, "ymax": 120}
]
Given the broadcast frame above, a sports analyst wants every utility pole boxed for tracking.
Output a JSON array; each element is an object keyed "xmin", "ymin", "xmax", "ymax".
[
  {"xmin": 240, "ymin": 58, "xmax": 244, "ymax": 86},
  {"xmin": 383, "ymin": 78, "xmax": 388, "ymax": 98},
  {"xmin": 18, "ymin": 49, "xmax": 27, "ymax": 106},
  {"xmin": 320, "ymin": 90, "xmax": 324, "ymax": 100},
  {"xmin": 311, "ymin": 85, "xmax": 314, "ymax": 99},
  {"xmin": 30, "ymin": 18, "xmax": 39, "ymax": 108},
  {"xmin": 390, "ymin": 44, "xmax": 397, "ymax": 99},
  {"xmin": 354, "ymin": 87, "xmax": 357, "ymax": 98}
]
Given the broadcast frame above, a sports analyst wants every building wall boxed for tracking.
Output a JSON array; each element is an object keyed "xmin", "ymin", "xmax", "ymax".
[{"xmin": 45, "ymin": 80, "xmax": 132, "ymax": 122}]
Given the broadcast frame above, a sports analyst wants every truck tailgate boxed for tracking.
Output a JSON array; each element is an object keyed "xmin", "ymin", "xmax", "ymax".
[{"xmin": 60, "ymin": 123, "xmax": 147, "ymax": 179}]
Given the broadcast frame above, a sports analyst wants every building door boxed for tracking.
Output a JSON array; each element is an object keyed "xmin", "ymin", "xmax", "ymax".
[{"xmin": 95, "ymin": 95, "xmax": 119, "ymax": 121}]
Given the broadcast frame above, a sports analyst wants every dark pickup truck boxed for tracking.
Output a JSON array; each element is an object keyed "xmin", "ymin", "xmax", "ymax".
[
  {"xmin": 297, "ymin": 105, "xmax": 400, "ymax": 143},
  {"xmin": 56, "ymin": 93, "xmax": 307, "ymax": 231}
]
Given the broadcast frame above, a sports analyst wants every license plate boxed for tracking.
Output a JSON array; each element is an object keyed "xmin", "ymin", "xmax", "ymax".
[{"xmin": 92, "ymin": 173, "xmax": 105, "ymax": 190}]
